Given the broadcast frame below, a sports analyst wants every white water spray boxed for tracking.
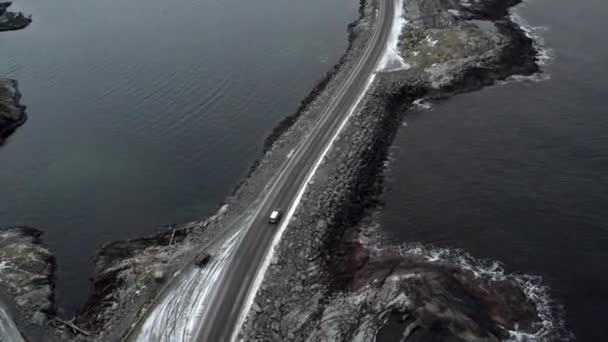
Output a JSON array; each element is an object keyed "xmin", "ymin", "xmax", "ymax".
[
  {"xmin": 359, "ymin": 222, "xmax": 573, "ymax": 341},
  {"xmin": 507, "ymin": 9, "xmax": 553, "ymax": 83}
]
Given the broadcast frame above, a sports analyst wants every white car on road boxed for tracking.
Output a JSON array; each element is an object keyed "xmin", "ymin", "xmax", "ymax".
[{"xmin": 269, "ymin": 210, "xmax": 282, "ymax": 224}]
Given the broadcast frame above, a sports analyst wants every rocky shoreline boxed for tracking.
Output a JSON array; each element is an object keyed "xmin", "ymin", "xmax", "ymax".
[
  {"xmin": 0, "ymin": 2, "xmax": 31, "ymax": 32},
  {"xmin": 0, "ymin": 227, "xmax": 55, "ymax": 341},
  {"xmin": 0, "ymin": 0, "xmax": 569, "ymax": 340},
  {"xmin": 0, "ymin": 79, "xmax": 27, "ymax": 144},
  {"xmin": 238, "ymin": 0, "xmax": 567, "ymax": 340},
  {"xmin": 0, "ymin": 2, "xmax": 31, "ymax": 144}
]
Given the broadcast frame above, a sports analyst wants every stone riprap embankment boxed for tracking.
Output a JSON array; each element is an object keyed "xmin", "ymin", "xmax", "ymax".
[
  {"xmin": 238, "ymin": 0, "xmax": 567, "ymax": 341},
  {"xmin": 0, "ymin": 2, "xmax": 31, "ymax": 32},
  {"xmin": 0, "ymin": 79, "xmax": 27, "ymax": 144}
]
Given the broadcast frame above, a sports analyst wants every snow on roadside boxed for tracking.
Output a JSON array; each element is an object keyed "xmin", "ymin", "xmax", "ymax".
[{"xmin": 377, "ymin": 0, "xmax": 410, "ymax": 71}]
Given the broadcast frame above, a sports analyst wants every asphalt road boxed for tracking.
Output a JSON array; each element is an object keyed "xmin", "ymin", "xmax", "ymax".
[
  {"xmin": 124, "ymin": 0, "xmax": 395, "ymax": 340},
  {"xmin": 195, "ymin": 0, "xmax": 394, "ymax": 340}
]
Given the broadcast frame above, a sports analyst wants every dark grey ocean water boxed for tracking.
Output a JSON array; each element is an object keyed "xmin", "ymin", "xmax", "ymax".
[
  {"xmin": 381, "ymin": 0, "xmax": 608, "ymax": 340},
  {"xmin": 0, "ymin": 0, "xmax": 357, "ymax": 312}
]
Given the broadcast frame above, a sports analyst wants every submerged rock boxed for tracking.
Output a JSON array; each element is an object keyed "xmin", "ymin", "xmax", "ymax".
[{"xmin": 0, "ymin": 79, "xmax": 27, "ymax": 143}]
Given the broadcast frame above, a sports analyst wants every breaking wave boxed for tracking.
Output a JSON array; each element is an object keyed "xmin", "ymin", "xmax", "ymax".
[
  {"xmin": 508, "ymin": 9, "xmax": 554, "ymax": 83},
  {"xmin": 359, "ymin": 224, "xmax": 573, "ymax": 341}
]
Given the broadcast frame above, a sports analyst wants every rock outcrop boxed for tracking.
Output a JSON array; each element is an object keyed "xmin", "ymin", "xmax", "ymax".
[
  {"xmin": 0, "ymin": 227, "xmax": 55, "ymax": 340},
  {"xmin": 0, "ymin": 79, "xmax": 27, "ymax": 144},
  {"xmin": 70, "ymin": 205, "xmax": 229, "ymax": 341},
  {"xmin": 0, "ymin": 2, "xmax": 31, "ymax": 32}
]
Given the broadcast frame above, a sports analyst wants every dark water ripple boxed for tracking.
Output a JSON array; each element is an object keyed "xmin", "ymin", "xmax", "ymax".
[{"xmin": 0, "ymin": 0, "xmax": 358, "ymax": 313}]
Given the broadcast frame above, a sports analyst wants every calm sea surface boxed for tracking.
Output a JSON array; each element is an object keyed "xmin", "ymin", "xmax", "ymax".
[
  {"xmin": 381, "ymin": 0, "xmax": 608, "ymax": 340},
  {"xmin": 0, "ymin": 0, "xmax": 357, "ymax": 313}
]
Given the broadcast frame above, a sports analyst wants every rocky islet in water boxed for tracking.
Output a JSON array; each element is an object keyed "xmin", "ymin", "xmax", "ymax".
[
  {"xmin": 0, "ymin": 79, "xmax": 27, "ymax": 144},
  {"xmin": 0, "ymin": 2, "xmax": 30, "ymax": 143},
  {"xmin": 0, "ymin": 2, "xmax": 31, "ymax": 32}
]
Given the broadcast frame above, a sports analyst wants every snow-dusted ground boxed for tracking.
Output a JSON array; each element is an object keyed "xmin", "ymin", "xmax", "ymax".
[
  {"xmin": 132, "ymin": 228, "xmax": 244, "ymax": 342},
  {"xmin": 377, "ymin": 0, "xmax": 409, "ymax": 71},
  {"xmin": 0, "ymin": 301, "xmax": 25, "ymax": 342}
]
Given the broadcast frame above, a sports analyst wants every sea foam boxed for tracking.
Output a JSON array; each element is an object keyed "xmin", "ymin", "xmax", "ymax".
[{"xmin": 359, "ymin": 223, "xmax": 573, "ymax": 341}]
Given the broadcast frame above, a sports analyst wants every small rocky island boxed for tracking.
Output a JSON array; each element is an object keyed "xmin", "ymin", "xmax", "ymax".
[
  {"xmin": 0, "ymin": 2, "xmax": 29, "ymax": 143},
  {"xmin": 0, "ymin": 79, "xmax": 27, "ymax": 143},
  {"xmin": 0, "ymin": 2, "xmax": 31, "ymax": 31}
]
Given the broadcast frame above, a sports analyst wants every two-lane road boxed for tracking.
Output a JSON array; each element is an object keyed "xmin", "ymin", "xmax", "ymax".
[
  {"xmin": 125, "ymin": 0, "xmax": 395, "ymax": 340},
  {"xmin": 195, "ymin": 0, "xmax": 395, "ymax": 340}
]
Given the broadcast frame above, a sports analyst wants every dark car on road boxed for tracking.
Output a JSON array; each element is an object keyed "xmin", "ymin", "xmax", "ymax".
[{"xmin": 195, "ymin": 254, "xmax": 212, "ymax": 268}]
